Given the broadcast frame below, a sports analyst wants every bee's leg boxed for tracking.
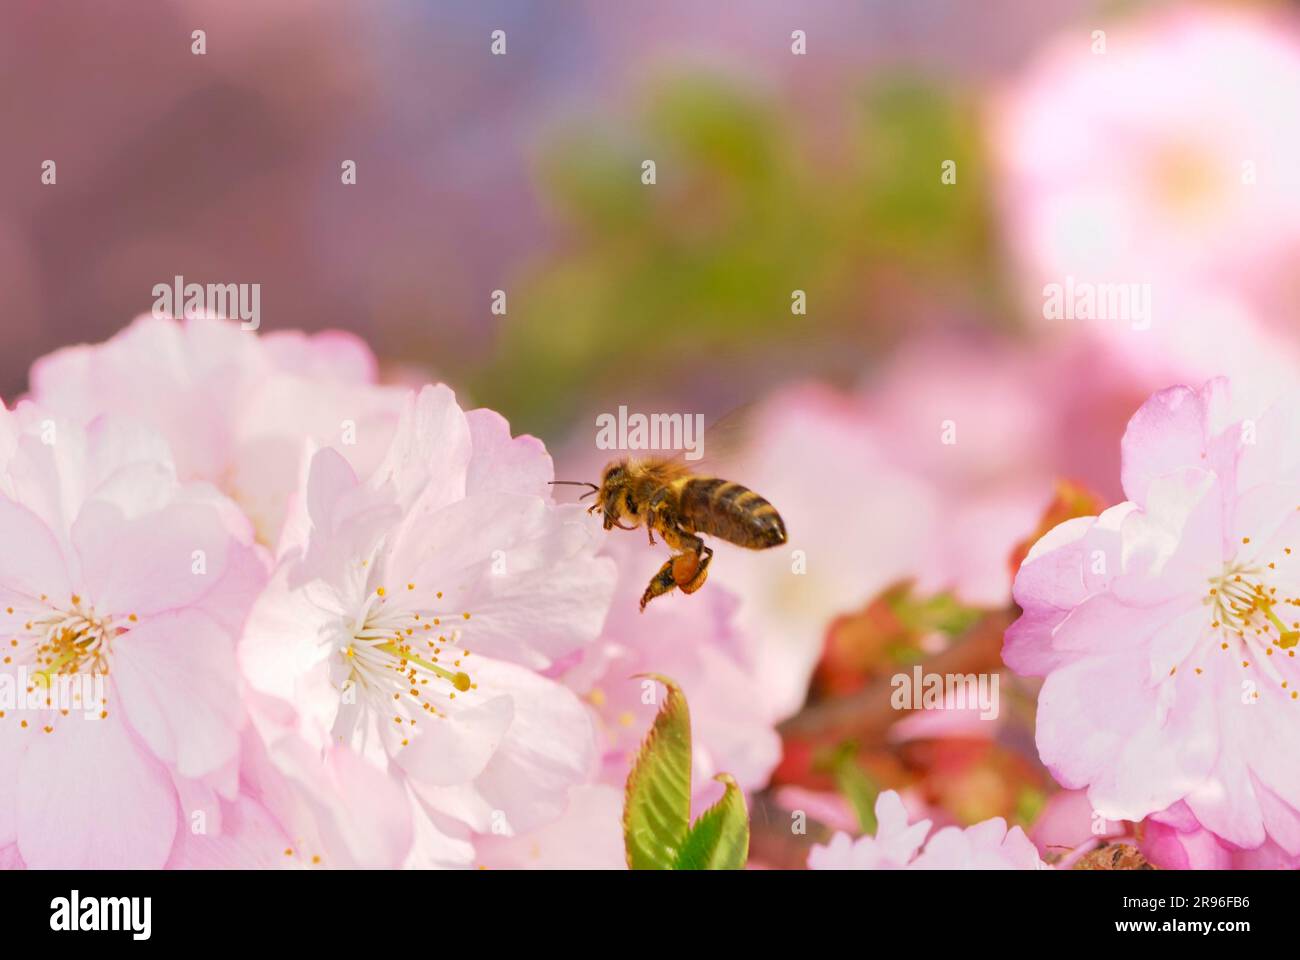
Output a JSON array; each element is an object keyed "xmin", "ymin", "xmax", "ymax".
[
  {"xmin": 661, "ymin": 526, "xmax": 711, "ymax": 595},
  {"xmin": 678, "ymin": 544, "xmax": 713, "ymax": 595},
  {"xmin": 639, "ymin": 518, "xmax": 693, "ymax": 611},
  {"xmin": 639, "ymin": 501, "xmax": 710, "ymax": 610},
  {"xmin": 645, "ymin": 488, "xmax": 680, "ymax": 548},
  {"xmin": 639, "ymin": 559, "xmax": 678, "ymax": 612}
]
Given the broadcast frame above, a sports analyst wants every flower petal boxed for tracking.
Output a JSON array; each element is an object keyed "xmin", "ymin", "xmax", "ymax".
[
  {"xmin": 18, "ymin": 712, "xmax": 177, "ymax": 868},
  {"xmin": 111, "ymin": 609, "xmax": 242, "ymax": 779},
  {"xmin": 0, "ymin": 496, "xmax": 72, "ymax": 606},
  {"xmin": 413, "ymin": 657, "xmax": 596, "ymax": 835},
  {"xmin": 72, "ymin": 499, "xmax": 233, "ymax": 618},
  {"xmin": 465, "ymin": 408, "xmax": 553, "ymax": 499}
]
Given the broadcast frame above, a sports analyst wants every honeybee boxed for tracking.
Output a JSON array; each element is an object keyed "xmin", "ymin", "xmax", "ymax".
[{"xmin": 553, "ymin": 458, "xmax": 787, "ymax": 611}]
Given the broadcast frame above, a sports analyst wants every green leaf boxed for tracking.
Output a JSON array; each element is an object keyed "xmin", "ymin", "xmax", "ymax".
[
  {"xmin": 674, "ymin": 774, "xmax": 749, "ymax": 870},
  {"xmin": 623, "ymin": 674, "xmax": 693, "ymax": 869},
  {"xmin": 889, "ymin": 588, "xmax": 983, "ymax": 639},
  {"xmin": 1015, "ymin": 787, "xmax": 1048, "ymax": 829},
  {"xmin": 832, "ymin": 749, "xmax": 879, "ymax": 835}
]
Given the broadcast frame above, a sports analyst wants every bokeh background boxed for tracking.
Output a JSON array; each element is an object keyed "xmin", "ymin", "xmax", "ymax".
[
  {"xmin": 6, "ymin": 0, "xmax": 1300, "ymax": 867},
  {"xmin": 1, "ymin": 0, "xmax": 1128, "ymax": 425}
]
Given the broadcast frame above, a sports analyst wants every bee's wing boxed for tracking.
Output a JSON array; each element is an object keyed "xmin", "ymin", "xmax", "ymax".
[
  {"xmin": 621, "ymin": 403, "xmax": 758, "ymax": 475},
  {"xmin": 689, "ymin": 401, "xmax": 761, "ymax": 475}
]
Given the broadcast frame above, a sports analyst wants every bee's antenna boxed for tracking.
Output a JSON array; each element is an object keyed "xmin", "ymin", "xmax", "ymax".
[{"xmin": 549, "ymin": 480, "xmax": 600, "ymax": 501}]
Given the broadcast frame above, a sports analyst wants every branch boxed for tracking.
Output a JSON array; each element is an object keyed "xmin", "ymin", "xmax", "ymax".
[{"xmin": 777, "ymin": 608, "xmax": 1015, "ymax": 742}]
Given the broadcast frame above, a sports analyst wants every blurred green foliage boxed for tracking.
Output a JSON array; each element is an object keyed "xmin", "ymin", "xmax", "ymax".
[
  {"xmin": 470, "ymin": 70, "xmax": 1007, "ymax": 437},
  {"xmin": 889, "ymin": 588, "xmax": 986, "ymax": 644},
  {"xmin": 1014, "ymin": 786, "xmax": 1048, "ymax": 830},
  {"xmin": 830, "ymin": 742, "xmax": 881, "ymax": 835}
]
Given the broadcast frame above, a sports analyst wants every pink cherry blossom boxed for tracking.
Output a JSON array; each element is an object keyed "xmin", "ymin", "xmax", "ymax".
[
  {"xmin": 0, "ymin": 405, "xmax": 267, "ymax": 868},
  {"xmin": 1007, "ymin": 378, "xmax": 1300, "ymax": 858},
  {"xmin": 29, "ymin": 314, "xmax": 408, "ymax": 544},
  {"xmin": 808, "ymin": 790, "xmax": 1046, "ymax": 870},
  {"xmin": 240, "ymin": 384, "xmax": 616, "ymax": 865},
  {"xmin": 992, "ymin": 4, "xmax": 1300, "ymax": 315},
  {"xmin": 992, "ymin": 4, "xmax": 1300, "ymax": 433},
  {"xmin": 1140, "ymin": 801, "xmax": 1300, "ymax": 870}
]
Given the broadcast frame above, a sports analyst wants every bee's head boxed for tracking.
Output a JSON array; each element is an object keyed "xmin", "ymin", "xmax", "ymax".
[
  {"xmin": 595, "ymin": 460, "xmax": 636, "ymax": 530},
  {"xmin": 548, "ymin": 461, "xmax": 636, "ymax": 531}
]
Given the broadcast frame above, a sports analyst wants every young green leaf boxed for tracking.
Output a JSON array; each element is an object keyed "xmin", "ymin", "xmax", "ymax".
[
  {"xmin": 623, "ymin": 674, "xmax": 693, "ymax": 869},
  {"xmin": 674, "ymin": 774, "xmax": 749, "ymax": 870},
  {"xmin": 832, "ymin": 748, "xmax": 879, "ymax": 835}
]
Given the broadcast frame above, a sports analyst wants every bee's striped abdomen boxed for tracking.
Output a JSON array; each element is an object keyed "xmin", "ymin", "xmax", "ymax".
[{"xmin": 679, "ymin": 477, "xmax": 787, "ymax": 550}]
